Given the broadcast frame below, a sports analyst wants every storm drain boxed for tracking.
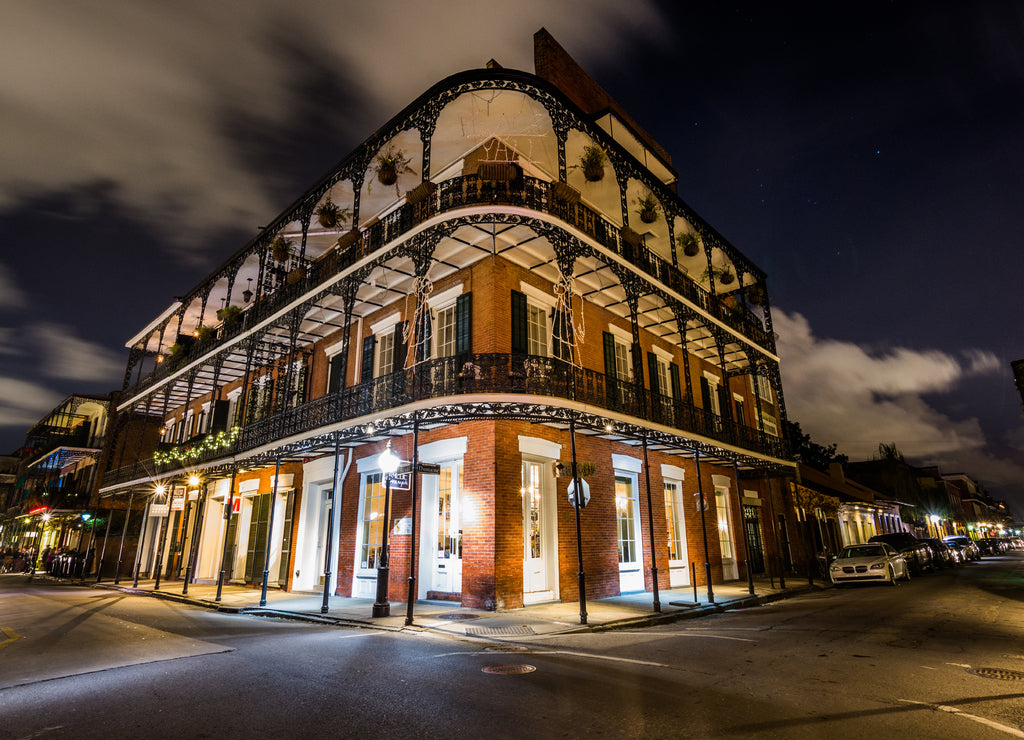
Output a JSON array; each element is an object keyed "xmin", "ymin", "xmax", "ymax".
[
  {"xmin": 481, "ymin": 663, "xmax": 537, "ymax": 675},
  {"xmin": 968, "ymin": 667, "xmax": 1024, "ymax": 681},
  {"xmin": 435, "ymin": 612, "xmax": 481, "ymax": 621},
  {"xmin": 465, "ymin": 625, "xmax": 536, "ymax": 636}
]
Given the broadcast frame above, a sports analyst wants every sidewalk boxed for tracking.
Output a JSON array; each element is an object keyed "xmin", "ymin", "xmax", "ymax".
[{"xmin": 88, "ymin": 574, "xmax": 822, "ymax": 639}]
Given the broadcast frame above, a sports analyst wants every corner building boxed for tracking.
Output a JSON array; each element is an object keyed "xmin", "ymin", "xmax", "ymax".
[{"xmin": 99, "ymin": 31, "xmax": 796, "ymax": 610}]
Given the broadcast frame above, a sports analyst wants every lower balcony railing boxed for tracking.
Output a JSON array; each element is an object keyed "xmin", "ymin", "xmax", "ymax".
[{"xmin": 103, "ymin": 353, "xmax": 789, "ymax": 488}]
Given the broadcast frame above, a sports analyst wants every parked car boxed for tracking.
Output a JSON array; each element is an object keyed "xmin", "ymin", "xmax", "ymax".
[
  {"xmin": 868, "ymin": 533, "xmax": 933, "ymax": 575},
  {"xmin": 830, "ymin": 542, "xmax": 910, "ymax": 586},
  {"xmin": 942, "ymin": 535, "xmax": 980, "ymax": 561},
  {"xmin": 921, "ymin": 538, "xmax": 958, "ymax": 568},
  {"xmin": 976, "ymin": 538, "xmax": 1003, "ymax": 555}
]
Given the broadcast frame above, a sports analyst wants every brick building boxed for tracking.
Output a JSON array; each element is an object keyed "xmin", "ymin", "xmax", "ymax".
[{"xmin": 98, "ymin": 30, "xmax": 796, "ymax": 611}]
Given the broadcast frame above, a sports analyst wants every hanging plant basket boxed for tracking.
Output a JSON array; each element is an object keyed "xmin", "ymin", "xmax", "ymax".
[
  {"xmin": 579, "ymin": 145, "xmax": 606, "ymax": 182},
  {"xmin": 677, "ymin": 231, "xmax": 701, "ymax": 257},
  {"xmin": 374, "ymin": 145, "xmax": 415, "ymax": 191},
  {"xmin": 636, "ymin": 193, "xmax": 659, "ymax": 224},
  {"xmin": 718, "ymin": 269, "xmax": 735, "ymax": 286},
  {"xmin": 747, "ymin": 285, "xmax": 765, "ymax": 305},
  {"xmin": 317, "ymin": 200, "xmax": 349, "ymax": 229},
  {"xmin": 271, "ymin": 237, "xmax": 292, "ymax": 263}
]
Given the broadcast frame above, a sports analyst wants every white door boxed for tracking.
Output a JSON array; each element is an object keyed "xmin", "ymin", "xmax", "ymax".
[
  {"xmin": 316, "ymin": 492, "xmax": 332, "ymax": 587},
  {"xmin": 664, "ymin": 480, "xmax": 690, "ymax": 587},
  {"xmin": 715, "ymin": 484, "xmax": 738, "ymax": 580},
  {"xmin": 426, "ymin": 464, "xmax": 462, "ymax": 595},
  {"xmin": 522, "ymin": 460, "xmax": 556, "ymax": 602},
  {"xmin": 616, "ymin": 474, "xmax": 645, "ymax": 592}
]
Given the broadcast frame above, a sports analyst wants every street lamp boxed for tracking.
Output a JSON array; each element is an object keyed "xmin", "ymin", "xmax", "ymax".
[{"xmin": 372, "ymin": 441, "xmax": 400, "ymax": 618}]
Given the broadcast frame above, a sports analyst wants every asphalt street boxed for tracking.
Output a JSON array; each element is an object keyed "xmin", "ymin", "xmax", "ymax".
[{"xmin": 1, "ymin": 554, "xmax": 1023, "ymax": 739}]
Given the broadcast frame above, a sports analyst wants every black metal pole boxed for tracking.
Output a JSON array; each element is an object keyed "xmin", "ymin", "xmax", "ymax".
[
  {"xmin": 733, "ymin": 461, "xmax": 755, "ymax": 596},
  {"xmin": 183, "ymin": 482, "xmax": 206, "ymax": 596},
  {"xmin": 95, "ymin": 502, "xmax": 114, "ymax": 583},
  {"xmin": 215, "ymin": 471, "xmax": 238, "ymax": 602},
  {"xmin": 641, "ymin": 436, "xmax": 660, "ymax": 612},
  {"xmin": 693, "ymin": 449, "xmax": 714, "ymax": 603},
  {"xmin": 569, "ymin": 419, "xmax": 587, "ymax": 625},
  {"xmin": 114, "ymin": 490, "xmax": 135, "ymax": 585},
  {"xmin": 133, "ymin": 499, "xmax": 152, "ymax": 588},
  {"xmin": 406, "ymin": 419, "xmax": 420, "ymax": 626},
  {"xmin": 259, "ymin": 457, "xmax": 282, "ymax": 607},
  {"xmin": 372, "ymin": 473, "xmax": 393, "ymax": 618},
  {"xmin": 764, "ymin": 474, "xmax": 784, "ymax": 589},
  {"xmin": 322, "ymin": 435, "xmax": 341, "ymax": 614},
  {"xmin": 81, "ymin": 509, "xmax": 98, "ymax": 581},
  {"xmin": 153, "ymin": 508, "xmax": 169, "ymax": 591}
]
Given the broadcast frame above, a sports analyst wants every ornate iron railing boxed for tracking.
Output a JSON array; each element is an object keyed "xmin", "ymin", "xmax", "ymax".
[
  {"xmin": 103, "ymin": 352, "xmax": 788, "ymax": 488},
  {"xmin": 123, "ymin": 174, "xmax": 771, "ymax": 400}
]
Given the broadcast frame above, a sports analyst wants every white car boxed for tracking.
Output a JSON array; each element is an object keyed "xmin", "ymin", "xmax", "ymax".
[{"xmin": 830, "ymin": 543, "xmax": 910, "ymax": 586}]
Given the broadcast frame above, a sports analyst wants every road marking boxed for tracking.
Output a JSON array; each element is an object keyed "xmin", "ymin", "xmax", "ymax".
[
  {"xmin": 434, "ymin": 649, "xmax": 672, "ymax": 669},
  {"xmin": 616, "ymin": 630, "xmax": 756, "ymax": 642},
  {"xmin": 0, "ymin": 627, "xmax": 20, "ymax": 650},
  {"xmin": 947, "ymin": 662, "xmax": 972, "ymax": 668},
  {"xmin": 899, "ymin": 700, "xmax": 1024, "ymax": 738},
  {"xmin": 921, "ymin": 666, "xmax": 936, "ymax": 670}
]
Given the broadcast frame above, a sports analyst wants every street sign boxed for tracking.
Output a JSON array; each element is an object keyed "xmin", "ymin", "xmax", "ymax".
[
  {"xmin": 554, "ymin": 461, "xmax": 596, "ymax": 478},
  {"xmin": 170, "ymin": 497, "xmax": 185, "ymax": 511},
  {"xmin": 415, "ymin": 462, "xmax": 441, "ymax": 475},
  {"xmin": 150, "ymin": 503, "xmax": 170, "ymax": 517},
  {"xmin": 386, "ymin": 472, "xmax": 411, "ymax": 490}
]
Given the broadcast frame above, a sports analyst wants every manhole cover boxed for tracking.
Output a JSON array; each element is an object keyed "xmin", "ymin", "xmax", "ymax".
[
  {"xmin": 481, "ymin": 664, "xmax": 536, "ymax": 675},
  {"xmin": 466, "ymin": 625, "xmax": 536, "ymax": 636},
  {"xmin": 435, "ymin": 612, "xmax": 480, "ymax": 621},
  {"xmin": 968, "ymin": 667, "xmax": 1024, "ymax": 681}
]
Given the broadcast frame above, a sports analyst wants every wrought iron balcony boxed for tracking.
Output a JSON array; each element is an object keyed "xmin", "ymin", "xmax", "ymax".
[
  {"xmin": 103, "ymin": 352, "xmax": 788, "ymax": 488},
  {"xmin": 124, "ymin": 174, "xmax": 772, "ymax": 400}
]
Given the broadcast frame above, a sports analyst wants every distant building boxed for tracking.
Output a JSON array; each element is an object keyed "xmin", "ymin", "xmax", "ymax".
[
  {"xmin": 98, "ymin": 30, "xmax": 797, "ymax": 610},
  {"xmin": 0, "ymin": 394, "xmax": 109, "ymax": 560}
]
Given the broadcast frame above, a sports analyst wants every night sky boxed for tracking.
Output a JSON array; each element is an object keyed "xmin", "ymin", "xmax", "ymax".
[{"xmin": 2, "ymin": 2, "xmax": 1021, "ymax": 515}]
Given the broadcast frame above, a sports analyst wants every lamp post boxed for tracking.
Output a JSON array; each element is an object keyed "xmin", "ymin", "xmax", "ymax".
[{"xmin": 372, "ymin": 441, "xmax": 400, "ymax": 618}]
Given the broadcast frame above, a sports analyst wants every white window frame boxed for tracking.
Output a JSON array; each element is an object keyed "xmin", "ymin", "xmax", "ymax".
[{"xmin": 750, "ymin": 374, "xmax": 774, "ymax": 404}]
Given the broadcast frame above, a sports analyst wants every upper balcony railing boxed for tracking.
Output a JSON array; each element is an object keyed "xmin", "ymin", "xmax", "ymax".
[
  {"xmin": 103, "ymin": 352, "xmax": 789, "ymax": 488},
  {"xmin": 126, "ymin": 174, "xmax": 772, "ymax": 400}
]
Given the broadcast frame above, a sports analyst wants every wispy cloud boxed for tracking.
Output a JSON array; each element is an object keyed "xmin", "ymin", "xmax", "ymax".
[
  {"xmin": 775, "ymin": 311, "xmax": 1003, "ymax": 459},
  {"xmin": 0, "ymin": 2, "xmax": 664, "ymax": 262},
  {"xmin": 0, "ymin": 266, "xmax": 28, "ymax": 309},
  {"xmin": 32, "ymin": 323, "xmax": 123, "ymax": 383},
  {"xmin": 0, "ymin": 377, "xmax": 63, "ymax": 434}
]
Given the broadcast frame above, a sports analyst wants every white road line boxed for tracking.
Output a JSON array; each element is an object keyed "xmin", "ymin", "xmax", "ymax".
[
  {"xmin": 946, "ymin": 662, "xmax": 972, "ymax": 668},
  {"xmin": 616, "ymin": 630, "xmax": 756, "ymax": 642},
  {"xmin": 433, "ymin": 649, "xmax": 672, "ymax": 668},
  {"xmin": 899, "ymin": 700, "xmax": 1024, "ymax": 738}
]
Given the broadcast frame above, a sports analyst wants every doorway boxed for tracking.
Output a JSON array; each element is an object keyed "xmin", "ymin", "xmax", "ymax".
[{"xmin": 522, "ymin": 459, "xmax": 557, "ymax": 603}]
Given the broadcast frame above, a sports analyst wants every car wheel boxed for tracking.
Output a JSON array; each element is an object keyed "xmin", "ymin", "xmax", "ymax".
[
  {"xmin": 888, "ymin": 566, "xmax": 898, "ymax": 586},
  {"xmin": 901, "ymin": 565, "xmax": 911, "ymax": 582}
]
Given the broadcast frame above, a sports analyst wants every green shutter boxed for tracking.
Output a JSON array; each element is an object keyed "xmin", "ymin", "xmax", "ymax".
[
  {"xmin": 603, "ymin": 332, "xmax": 616, "ymax": 377},
  {"xmin": 511, "ymin": 290, "xmax": 527, "ymax": 354},
  {"xmin": 360, "ymin": 335, "xmax": 375, "ymax": 381},
  {"xmin": 394, "ymin": 321, "xmax": 408, "ymax": 370},
  {"xmin": 700, "ymin": 376, "xmax": 712, "ymax": 410},
  {"xmin": 455, "ymin": 292, "xmax": 472, "ymax": 355},
  {"xmin": 328, "ymin": 352, "xmax": 345, "ymax": 393},
  {"xmin": 647, "ymin": 352, "xmax": 659, "ymax": 395},
  {"xmin": 670, "ymin": 362, "xmax": 682, "ymax": 400}
]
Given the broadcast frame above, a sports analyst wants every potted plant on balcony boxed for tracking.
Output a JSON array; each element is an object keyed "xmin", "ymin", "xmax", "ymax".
[
  {"xmin": 551, "ymin": 180, "xmax": 581, "ymax": 204},
  {"xmin": 700, "ymin": 265, "xmax": 735, "ymax": 287},
  {"xmin": 195, "ymin": 325, "xmax": 217, "ymax": 343},
  {"xmin": 635, "ymin": 192, "xmax": 659, "ymax": 224},
  {"xmin": 578, "ymin": 145, "xmax": 607, "ymax": 182},
  {"xmin": 677, "ymin": 230, "xmax": 702, "ymax": 257},
  {"xmin": 166, "ymin": 342, "xmax": 186, "ymax": 361},
  {"xmin": 316, "ymin": 198, "xmax": 350, "ymax": 229},
  {"xmin": 374, "ymin": 145, "xmax": 415, "ymax": 192},
  {"xmin": 746, "ymin": 284, "xmax": 765, "ymax": 305},
  {"xmin": 271, "ymin": 236, "xmax": 293, "ymax": 263}
]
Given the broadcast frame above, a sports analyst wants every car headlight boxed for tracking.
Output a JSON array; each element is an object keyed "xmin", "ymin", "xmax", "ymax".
[
  {"xmin": 869, "ymin": 562, "xmax": 885, "ymax": 570},
  {"xmin": 830, "ymin": 564, "xmax": 841, "ymax": 572}
]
